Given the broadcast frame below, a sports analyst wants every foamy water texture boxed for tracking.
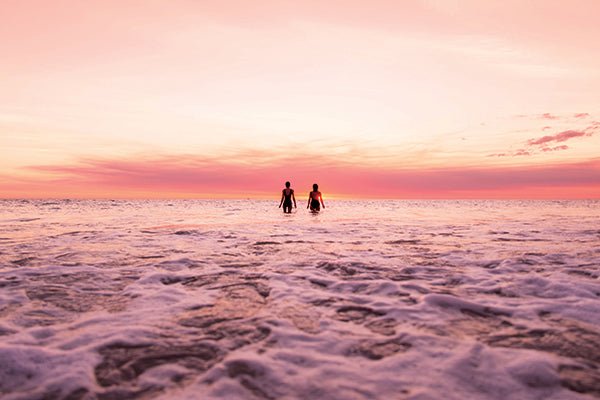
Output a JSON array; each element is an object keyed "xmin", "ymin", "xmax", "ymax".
[{"xmin": 1, "ymin": 200, "xmax": 599, "ymax": 399}]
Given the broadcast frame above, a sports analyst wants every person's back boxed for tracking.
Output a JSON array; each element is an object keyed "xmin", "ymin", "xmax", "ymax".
[
  {"xmin": 279, "ymin": 181, "xmax": 296, "ymax": 213},
  {"xmin": 307, "ymin": 183, "xmax": 325, "ymax": 211}
]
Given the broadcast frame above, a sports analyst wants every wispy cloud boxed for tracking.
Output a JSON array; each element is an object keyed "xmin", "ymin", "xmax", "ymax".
[
  {"xmin": 527, "ymin": 130, "xmax": 589, "ymax": 146},
  {"xmin": 489, "ymin": 149, "xmax": 531, "ymax": 157},
  {"xmin": 514, "ymin": 149, "xmax": 531, "ymax": 156},
  {"xmin": 574, "ymin": 113, "xmax": 590, "ymax": 119},
  {"xmin": 514, "ymin": 112, "xmax": 592, "ymax": 122},
  {"xmin": 541, "ymin": 145, "xmax": 569, "ymax": 152},
  {"xmin": 488, "ymin": 121, "xmax": 596, "ymax": 158},
  {"xmin": 541, "ymin": 113, "xmax": 560, "ymax": 120}
]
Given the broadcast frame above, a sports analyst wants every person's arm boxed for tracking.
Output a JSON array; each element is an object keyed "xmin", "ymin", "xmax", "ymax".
[
  {"xmin": 292, "ymin": 191, "xmax": 297, "ymax": 208},
  {"xmin": 279, "ymin": 191, "xmax": 284, "ymax": 208},
  {"xmin": 307, "ymin": 193, "xmax": 311, "ymax": 208},
  {"xmin": 320, "ymin": 193, "xmax": 325, "ymax": 208}
]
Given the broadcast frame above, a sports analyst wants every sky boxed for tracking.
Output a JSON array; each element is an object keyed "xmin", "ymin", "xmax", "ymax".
[{"xmin": 1, "ymin": 0, "xmax": 600, "ymax": 199}]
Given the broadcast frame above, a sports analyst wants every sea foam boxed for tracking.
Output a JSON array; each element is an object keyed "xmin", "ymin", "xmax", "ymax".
[{"xmin": 0, "ymin": 199, "xmax": 599, "ymax": 399}]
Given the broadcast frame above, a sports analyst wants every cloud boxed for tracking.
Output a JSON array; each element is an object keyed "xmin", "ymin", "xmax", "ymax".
[
  {"xmin": 541, "ymin": 145, "xmax": 569, "ymax": 152},
  {"xmin": 541, "ymin": 113, "xmax": 559, "ymax": 120},
  {"xmin": 493, "ymin": 122, "xmax": 596, "ymax": 158},
  {"xmin": 486, "ymin": 149, "xmax": 530, "ymax": 157},
  {"xmin": 3, "ymin": 154, "xmax": 600, "ymax": 199},
  {"xmin": 515, "ymin": 113, "xmax": 593, "ymax": 122},
  {"xmin": 527, "ymin": 130, "xmax": 588, "ymax": 146}
]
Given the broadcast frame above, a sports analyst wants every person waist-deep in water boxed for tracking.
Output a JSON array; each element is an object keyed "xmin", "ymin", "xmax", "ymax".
[
  {"xmin": 308, "ymin": 183, "xmax": 325, "ymax": 212},
  {"xmin": 279, "ymin": 181, "xmax": 297, "ymax": 213}
]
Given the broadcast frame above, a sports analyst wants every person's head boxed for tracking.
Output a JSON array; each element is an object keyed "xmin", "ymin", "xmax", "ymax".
[
  {"xmin": 313, "ymin": 183, "xmax": 318, "ymax": 191},
  {"xmin": 285, "ymin": 181, "xmax": 290, "ymax": 188}
]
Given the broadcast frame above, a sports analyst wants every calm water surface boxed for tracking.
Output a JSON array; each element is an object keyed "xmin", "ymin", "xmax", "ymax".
[{"xmin": 0, "ymin": 200, "xmax": 599, "ymax": 399}]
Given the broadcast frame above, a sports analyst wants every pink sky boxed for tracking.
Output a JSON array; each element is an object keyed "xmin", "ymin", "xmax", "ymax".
[{"xmin": 1, "ymin": 0, "xmax": 600, "ymax": 198}]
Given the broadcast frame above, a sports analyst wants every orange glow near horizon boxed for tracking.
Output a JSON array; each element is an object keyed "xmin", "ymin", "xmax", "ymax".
[
  {"xmin": 2, "ymin": 155, "xmax": 599, "ymax": 199},
  {"xmin": 1, "ymin": 1, "xmax": 600, "ymax": 199}
]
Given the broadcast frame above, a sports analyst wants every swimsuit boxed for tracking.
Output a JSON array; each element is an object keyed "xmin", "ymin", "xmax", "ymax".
[
  {"xmin": 283, "ymin": 189, "xmax": 293, "ymax": 209},
  {"xmin": 310, "ymin": 199, "xmax": 320, "ymax": 210}
]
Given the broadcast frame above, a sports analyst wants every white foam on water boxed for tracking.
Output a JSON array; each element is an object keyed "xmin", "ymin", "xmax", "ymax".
[{"xmin": 0, "ymin": 199, "xmax": 599, "ymax": 399}]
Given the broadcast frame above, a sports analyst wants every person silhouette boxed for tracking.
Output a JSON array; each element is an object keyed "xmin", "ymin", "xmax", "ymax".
[
  {"xmin": 279, "ymin": 181, "xmax": 296, "ymax": 213},
  {"xmin": 307, "ymin": 183, "xmax": 325, "ymax": 212}
]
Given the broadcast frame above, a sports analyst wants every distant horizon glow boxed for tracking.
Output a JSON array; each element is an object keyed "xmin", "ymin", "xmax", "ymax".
[
  {"xmin": 2, "ymin": 1, "xmax": 600, "ymax": 199},
  {"xmin": 2, "ymin": 155, "xmax": 599, "ymax": 200}
]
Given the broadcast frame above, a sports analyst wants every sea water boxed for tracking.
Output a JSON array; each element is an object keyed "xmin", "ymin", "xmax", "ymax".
[{"xmin": 0, "ymin": 199, "xmax": 599, "ymax": 399}]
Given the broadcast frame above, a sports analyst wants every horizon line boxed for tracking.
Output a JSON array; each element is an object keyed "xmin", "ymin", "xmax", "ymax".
[{"xmin": 2, "ymin": 196, "xmax": 599, "ymax": 201}]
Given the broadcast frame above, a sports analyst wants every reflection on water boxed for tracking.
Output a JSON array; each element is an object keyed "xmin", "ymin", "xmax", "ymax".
[{"xmin": 0, "ymin": 200, "xmax": 599, "ymax": 399}]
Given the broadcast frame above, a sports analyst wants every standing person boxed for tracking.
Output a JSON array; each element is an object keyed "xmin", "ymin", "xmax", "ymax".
[
  {"xmin": 307, "ymin": 183, "xmax": 325, "ymax": 212},
  {"xmin": 279, "ymin": 181, "xmax": 296, "ymax": 213}
]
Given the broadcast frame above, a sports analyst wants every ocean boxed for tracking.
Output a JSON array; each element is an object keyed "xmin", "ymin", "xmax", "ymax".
[{"xmin": 0, "ymin": 199, "xmax": 599, "ymax": 399}]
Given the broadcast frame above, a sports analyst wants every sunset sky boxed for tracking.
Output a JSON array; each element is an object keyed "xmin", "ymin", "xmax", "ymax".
[{"xmin": 1, "ymin": 0, "xmax": 599, "ymax": 198}]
